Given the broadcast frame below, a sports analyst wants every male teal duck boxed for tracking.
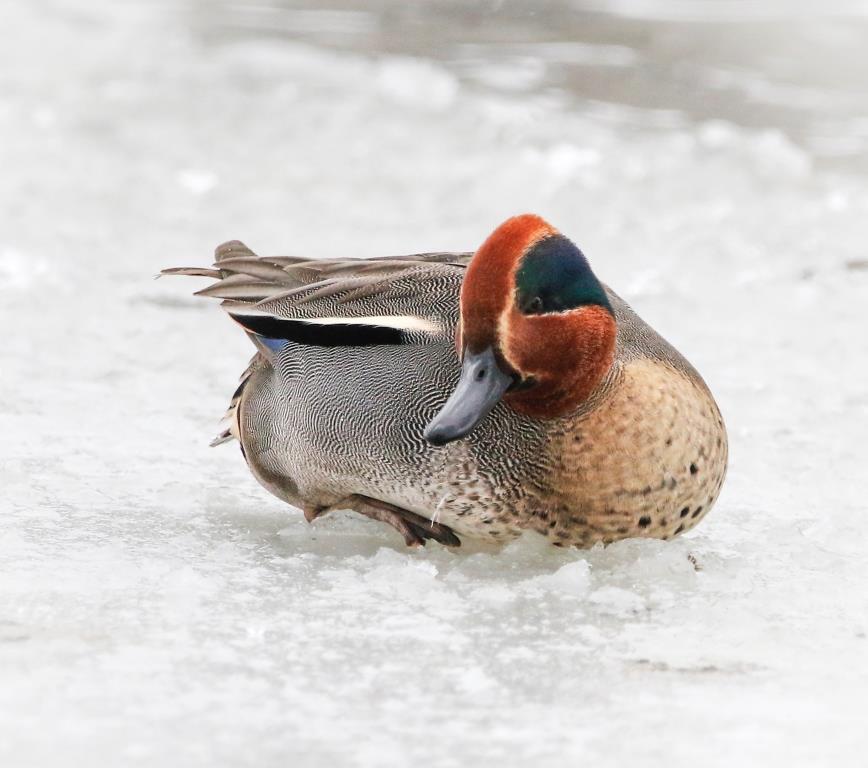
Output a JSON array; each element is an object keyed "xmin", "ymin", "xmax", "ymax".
[{"xmin": 164, "ymin": 214, "xmax": 727, "ymax": 548}]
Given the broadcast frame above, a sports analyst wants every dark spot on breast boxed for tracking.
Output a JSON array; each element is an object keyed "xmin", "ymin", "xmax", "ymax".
[
  {"xmin": 617, "ymin": 526, "xmax": 629, "ymax": 534},
  {"xmin": 548, "ymin": 520, "xmax": 557, "ymax": 528},
  {"xmin": 638, "ymin": 516, "xmax": 651, "ymax": 528},
  {"xmin": 665, "ymin": 437, "xmax": 673, "ymax": 447},
  {"xmin": 574, "ymin": 434, "xmax": 583, "ymax": 443},
  {"xmin": 674, "ymin": 524, "xmax": 685, "ymax": 535},
  {"xmin": 691, "ymin": 506, "xmax": 704, "ymax": 518},
  {"xmin": 680, "ymin": 507, "xmax": 689, "ymax": 518},
  {"xmin": 642, "ymin": 485, "xmax": 652, "ymax": 495},
  {"xmin": 689, "ymin": 463, "xmax": 699, "ymax": 475},
  {"xmin": 659, "ymin": 517, "xmax": 668, "ymax": 526}
]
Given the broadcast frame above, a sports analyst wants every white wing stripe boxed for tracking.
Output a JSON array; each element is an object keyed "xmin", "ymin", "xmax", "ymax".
[{"xmin": 225, "ymin": 307, "xmax": 441, "ymax": 335}]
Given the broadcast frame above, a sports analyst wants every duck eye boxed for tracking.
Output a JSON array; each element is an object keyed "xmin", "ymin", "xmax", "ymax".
[{"xmin": 525, "ymin": 296, "xmax": 544, "ymax": 314}]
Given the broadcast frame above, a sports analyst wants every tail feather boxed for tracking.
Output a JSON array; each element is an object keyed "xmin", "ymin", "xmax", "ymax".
[
  {"xmin": 194, "ymin": 278, "xmax": 285, "ymax": 300},
  {"xmin": 208, "ymin": 354, "xmax": 260, "ymax": 448},
  {"xmin": 211, "ymin": 257, "xmax": 297, "ymax": 284},
  {"xmin": 209, "ymin": 429, "xmax": 234, "ymax": 447},
  {"xmin": 160, "ymin": 267, "xmax": 222, "ymax": 278},
  {"xmin": 214, "ymin": 240, "xmax": 259, "ymax": 263}
]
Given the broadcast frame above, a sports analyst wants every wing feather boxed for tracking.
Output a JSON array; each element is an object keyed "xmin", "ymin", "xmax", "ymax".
[{"xmin": 161, "ymin": 242, "xmax": 471, "ymax": 347}]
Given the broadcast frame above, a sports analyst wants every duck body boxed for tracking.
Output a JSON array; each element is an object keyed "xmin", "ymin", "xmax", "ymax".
[{"xmin": 166, "ymin": 215, "xmax": 727, "ymax": 548}]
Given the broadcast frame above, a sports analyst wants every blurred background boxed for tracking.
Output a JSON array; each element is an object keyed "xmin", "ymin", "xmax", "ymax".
[{"xmin": 2, "ymin": 1, "xmax": 867, "ymax": 766}]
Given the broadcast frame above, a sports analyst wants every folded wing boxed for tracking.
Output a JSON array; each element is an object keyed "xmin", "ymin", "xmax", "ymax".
[{"xmin": 162, "ymin": 241, "xmax": 471, "ymax": 350}]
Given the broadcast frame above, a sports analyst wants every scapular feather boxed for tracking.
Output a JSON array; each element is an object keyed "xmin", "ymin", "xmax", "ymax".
[{"xmin": 229, "ymin": 312, "xmax": 406, "ymax": 347}]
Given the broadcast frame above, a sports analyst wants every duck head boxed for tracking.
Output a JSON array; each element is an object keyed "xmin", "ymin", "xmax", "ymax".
[{"xmin": 424, "ymin": 214, "xmax": 617, "ymax": 446}]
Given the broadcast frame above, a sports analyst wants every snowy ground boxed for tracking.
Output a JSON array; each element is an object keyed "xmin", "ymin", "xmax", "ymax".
[{"xmin": 2, "ymin": 1, "xmax": 867, "ymax": 766}]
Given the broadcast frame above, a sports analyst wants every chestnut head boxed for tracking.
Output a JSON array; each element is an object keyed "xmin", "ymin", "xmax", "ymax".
[{"xmin": 424, "ymin": 214, "xmax": 616, "ymax": 446}]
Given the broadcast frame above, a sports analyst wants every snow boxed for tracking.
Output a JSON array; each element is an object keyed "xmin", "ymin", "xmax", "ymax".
[{"xmin": 2, "ymin": 1, "xmax": 867, "ymax": 766}]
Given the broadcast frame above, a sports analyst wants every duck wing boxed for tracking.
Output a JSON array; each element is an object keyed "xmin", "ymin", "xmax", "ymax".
[{"xmin": 162, "ymin": 241, "xmax": 472, "ymax": 348}]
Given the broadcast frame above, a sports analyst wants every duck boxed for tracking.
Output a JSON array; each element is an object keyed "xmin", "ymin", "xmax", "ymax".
[{"xmin": 163, "ymin": 213, "xmax": 727, "ymax": 548}]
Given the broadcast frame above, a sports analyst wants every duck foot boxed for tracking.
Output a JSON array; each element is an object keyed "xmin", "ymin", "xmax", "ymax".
[{"xmin": 309, "ymin": 495, "xmax": 460, "ymax": 548}]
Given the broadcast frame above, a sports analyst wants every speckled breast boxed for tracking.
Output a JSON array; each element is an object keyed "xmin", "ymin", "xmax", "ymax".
[{"xmin": 527, "ymin": 358, "xmax": 728, "ymax": 546}]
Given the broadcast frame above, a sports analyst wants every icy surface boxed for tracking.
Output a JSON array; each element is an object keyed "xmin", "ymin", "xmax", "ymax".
[{"xmin": 2, "ymin": 1, "xmax": 868, "ymax": 766}]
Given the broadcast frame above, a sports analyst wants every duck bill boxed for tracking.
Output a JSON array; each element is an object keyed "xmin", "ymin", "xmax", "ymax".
[{"xmin": 423, "ymin": 346, "xmax": 514, "ymax": 446}]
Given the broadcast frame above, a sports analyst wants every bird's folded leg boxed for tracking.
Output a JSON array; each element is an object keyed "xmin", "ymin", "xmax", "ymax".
[{"xmin": 313, "ymin": 494, "xmax": 460, "ymax": 548}]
